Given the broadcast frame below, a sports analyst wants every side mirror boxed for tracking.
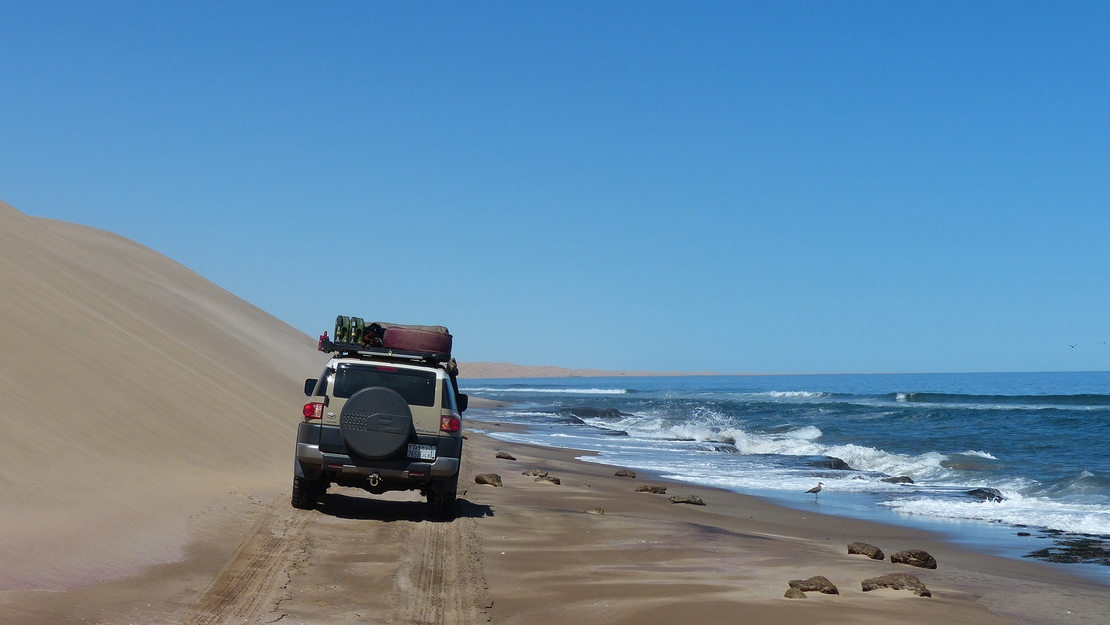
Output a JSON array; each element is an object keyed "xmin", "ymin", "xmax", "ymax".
[
  {"xmin": 457, "ymin": 393, "xmax": 469, "ymax": 413},
  {"xmin": 304, "ymin": 378, "xmax": 317, "ymax": 397}
]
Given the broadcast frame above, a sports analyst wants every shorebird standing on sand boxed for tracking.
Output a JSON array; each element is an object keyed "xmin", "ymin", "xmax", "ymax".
[{"xmin": 807, "ymin": 482, "xmax": 824, "ymax": 500}]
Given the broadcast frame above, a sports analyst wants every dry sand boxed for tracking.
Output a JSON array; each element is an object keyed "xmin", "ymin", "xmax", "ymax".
[{"xmin": 2, "ymin": 199, "xmax": 1107, "ymax": 624}]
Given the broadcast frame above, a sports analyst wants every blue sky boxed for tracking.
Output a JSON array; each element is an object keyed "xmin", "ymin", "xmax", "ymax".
[{"xmin": 2, "ymin": 2, "xmax": 1108, "ymax": 373}]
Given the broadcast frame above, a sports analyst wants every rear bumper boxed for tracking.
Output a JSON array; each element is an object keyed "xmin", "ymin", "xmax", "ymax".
[
  {"xmin": 296, "ymin": 442, "xmax": 459, "ymax": 480},
  {"xmin": 295, "ymin": 421, "xmax": 461, "ymax": 484}
]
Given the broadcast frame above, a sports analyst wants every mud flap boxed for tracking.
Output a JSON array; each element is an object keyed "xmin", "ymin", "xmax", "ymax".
[{"xmin": 294, "ymin": 456, "xmax": 322, "ymax": 480}]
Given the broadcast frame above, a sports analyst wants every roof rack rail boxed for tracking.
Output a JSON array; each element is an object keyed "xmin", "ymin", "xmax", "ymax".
[{"xmin": 317, "ymin": 335, "xmax": 450, "ymax": 364}]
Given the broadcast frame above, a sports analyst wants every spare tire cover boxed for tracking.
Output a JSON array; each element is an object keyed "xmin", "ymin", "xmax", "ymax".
[{"xmin": 340, "ymin": 387, "xmax": 413, "ymax": 460}]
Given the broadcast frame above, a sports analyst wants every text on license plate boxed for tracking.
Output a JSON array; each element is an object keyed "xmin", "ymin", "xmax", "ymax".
[{"xmin": 407, "ymin": 444, "xmax": 436, "ymax": 461}]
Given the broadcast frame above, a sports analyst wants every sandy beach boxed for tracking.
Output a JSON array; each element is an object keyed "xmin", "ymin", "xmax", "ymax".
[
  {"xmin": 5, "ymin": 426, "xmax": 1109, "ymax": 625},
  {"xmin": 2, "ymin": 201, "xmax": 1108, "ymax": 624}
]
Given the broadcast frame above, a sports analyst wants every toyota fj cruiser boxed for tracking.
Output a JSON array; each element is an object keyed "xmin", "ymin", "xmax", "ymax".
[{"xmin": 292, "ymin": 318, "xmax": 467, "ymax": 520}]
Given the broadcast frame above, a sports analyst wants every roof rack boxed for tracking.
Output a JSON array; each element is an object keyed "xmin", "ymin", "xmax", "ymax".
[{"xmin": 317, "ymin": 335, "xmax": 451, "ymax": 364}]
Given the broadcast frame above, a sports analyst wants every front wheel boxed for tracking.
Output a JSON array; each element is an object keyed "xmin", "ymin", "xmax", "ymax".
[{"xmin": 291, "ymin": 476, "xmax": 321, "ymax": 509}]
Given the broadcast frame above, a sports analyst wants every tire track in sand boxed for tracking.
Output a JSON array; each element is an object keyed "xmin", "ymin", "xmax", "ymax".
[
  {"xmin": 393, "ymin": 517, "xmax": 491, "ymax": 625},
  {"xmin": 184, "ymin": 500, "xmax": 309, "ymax": 625}
]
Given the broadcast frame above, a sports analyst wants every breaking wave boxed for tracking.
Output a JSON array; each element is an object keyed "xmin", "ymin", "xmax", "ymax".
[{"xmin": 882, "ymin": 494, "xmax": 1110, "ymax": 536}]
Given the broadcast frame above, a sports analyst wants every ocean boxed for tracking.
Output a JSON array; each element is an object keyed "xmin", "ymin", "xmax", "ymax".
[{"xmin": 460, "ymin": 371, "xmax": 1110, "ymax": 581}]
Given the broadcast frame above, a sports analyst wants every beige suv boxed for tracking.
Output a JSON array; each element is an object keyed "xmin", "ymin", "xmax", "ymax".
[{"xmin": 292, "ymin": 325, "xmax": 467, "ymax": 520}]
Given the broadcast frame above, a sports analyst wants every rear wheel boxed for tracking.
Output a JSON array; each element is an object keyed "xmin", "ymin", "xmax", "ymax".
[
  {"xmin": 291, "ymin": 476, "xmax": 321, "ymax": 509},
  {"xmin": 428, "ymin": 474, "xmax": 459, "ymax": 520}
]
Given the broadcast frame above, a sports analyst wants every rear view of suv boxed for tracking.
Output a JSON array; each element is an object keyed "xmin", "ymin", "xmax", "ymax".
[{"xmin": 292, "ymin": 318, "xmax": 467, "ymax": 519}]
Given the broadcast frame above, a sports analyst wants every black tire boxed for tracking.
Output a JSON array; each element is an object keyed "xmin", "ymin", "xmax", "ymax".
[
  {"xmin": 291, "ymin": 476, "xmax": 320, "ymax": 510},
  {"xmin": 428, "ymin": 474, "xmax": 459, "ymax": 520}
]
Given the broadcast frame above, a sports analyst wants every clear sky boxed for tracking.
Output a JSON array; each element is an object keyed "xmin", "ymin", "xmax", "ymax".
[{"xmin": 2, "ymin": 2, "xmax": 1108, "ymax": 373}]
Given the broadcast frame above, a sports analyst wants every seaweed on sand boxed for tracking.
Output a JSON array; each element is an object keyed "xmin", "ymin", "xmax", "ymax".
[{"xmin": 1024, "ymin": 536, "xmax": 1110, "ymax": 566}]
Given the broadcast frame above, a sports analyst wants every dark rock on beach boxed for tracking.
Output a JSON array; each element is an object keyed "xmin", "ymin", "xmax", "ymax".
[
  {"xmin": 890, "ymin": 549, "xmax": 937, "ymax": 569},
  {"xmin": 535, "ymin": 475, "xmax": 561, "ymax": 485},
  {"xmin": 556, "ymin": 407, "xmax": 631, "ymax": 420},
  {"xmin": 788, "ymin": 575, "xmax": 839, "ymax": 595},
  {"xmin": 861, "ymin": 573, "xmax": 932, "ymax": 597},
  {"xmin": 783, "ymin": 587, "xmax": 807, "ymax": 599},
  {"xmin": 637, "ymin": 485, "xmax": 667, "ymax": 494},
  {"xmin": 495, "ymin": 451, "xmax": 516, "ymax": 461},
  {"xmin": 522, "ymin": 469, "xmax": 548, "ymax": 477},
  {"xmin": 554, "ymin": 414, "xmax": 587, "ymax": 425},
  {"xmin": 475, "ymin": 474, "xmax": 503, "ymax": 487},
  {"xmin": 847, "ymin": 542, "xmax": 885, "ymax": 560},
  {"xmin": 967, "ymin": 487, "xmax": 1005, "ymax": 502},
  {"xmin": 614, "ymin": 469, "xmax": 636, "ymax": 478},
  {"xmin": 881, "ymin": 475, "xmax": 914, "ymax": 484},
  {"xmin": 812, "ymin": 457, "xmax": 854, "ymax": 471},
  {"xmin": 669, "ymin": 495, "xmax": 705, "ymax": 505},
  {"xmin": 697, "ymin": 443, "xmax": 740, "ymax": 454}
]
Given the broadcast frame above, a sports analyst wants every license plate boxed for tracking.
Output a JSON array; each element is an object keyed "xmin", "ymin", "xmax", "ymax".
[{"xmin": 407, "ymin": 444, "xmax": 436, "ymax": 461}]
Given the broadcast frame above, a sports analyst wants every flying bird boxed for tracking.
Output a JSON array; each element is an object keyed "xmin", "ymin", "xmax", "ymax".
[
  {"xmin": 1070, "ymin": 344, "xmax": 1077, "ymax": 348},
  {"xmin": 806, "ymin": 482, "xmax": 824, "ymax": 500}
]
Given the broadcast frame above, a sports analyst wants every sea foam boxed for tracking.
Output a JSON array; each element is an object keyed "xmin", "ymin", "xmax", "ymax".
[{"xmin": 882, "ymin": 494, "xmax": 1110, "ymax": 536}]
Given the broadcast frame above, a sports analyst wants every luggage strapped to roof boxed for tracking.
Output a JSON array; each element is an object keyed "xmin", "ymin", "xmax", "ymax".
[{"xmin": 319, "ymin": 316, "xmax": 453, "ymax": 364}]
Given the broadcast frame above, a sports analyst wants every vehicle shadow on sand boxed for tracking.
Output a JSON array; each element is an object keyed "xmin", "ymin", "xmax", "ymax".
[{"xmin": 315, "ymin": 492, "xmax": 494, "ymax": 522}]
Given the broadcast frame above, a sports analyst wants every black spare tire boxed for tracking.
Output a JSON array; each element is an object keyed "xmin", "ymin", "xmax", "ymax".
[{"xmin": 340, "ymin": 387, "xmax": 413, "ymax": 460}]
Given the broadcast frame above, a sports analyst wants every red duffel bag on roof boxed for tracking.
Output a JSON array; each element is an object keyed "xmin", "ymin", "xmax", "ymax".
[{"xmin": 380, "ymin": 323, "xmax": 453, "ymax": 356}]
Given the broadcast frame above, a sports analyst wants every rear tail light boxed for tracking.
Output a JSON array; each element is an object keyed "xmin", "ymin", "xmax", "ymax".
[
  {"xmin": 440, "ymin": 415, "xmax": 461, "ymax": 432},
  {"xmin": 303, "ymin": 402, "xmax": 324, "ymax": 420}
]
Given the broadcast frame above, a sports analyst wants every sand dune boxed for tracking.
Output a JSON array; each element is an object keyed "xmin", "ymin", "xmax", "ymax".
[{"xmin": 0, "ymin": 200, "xmax": 324, "ymax": 590}]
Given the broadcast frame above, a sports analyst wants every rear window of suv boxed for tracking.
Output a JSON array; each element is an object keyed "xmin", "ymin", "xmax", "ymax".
[{"xmin": 333, "ymin": 364, "xmax": 437, "ymax": 407}]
